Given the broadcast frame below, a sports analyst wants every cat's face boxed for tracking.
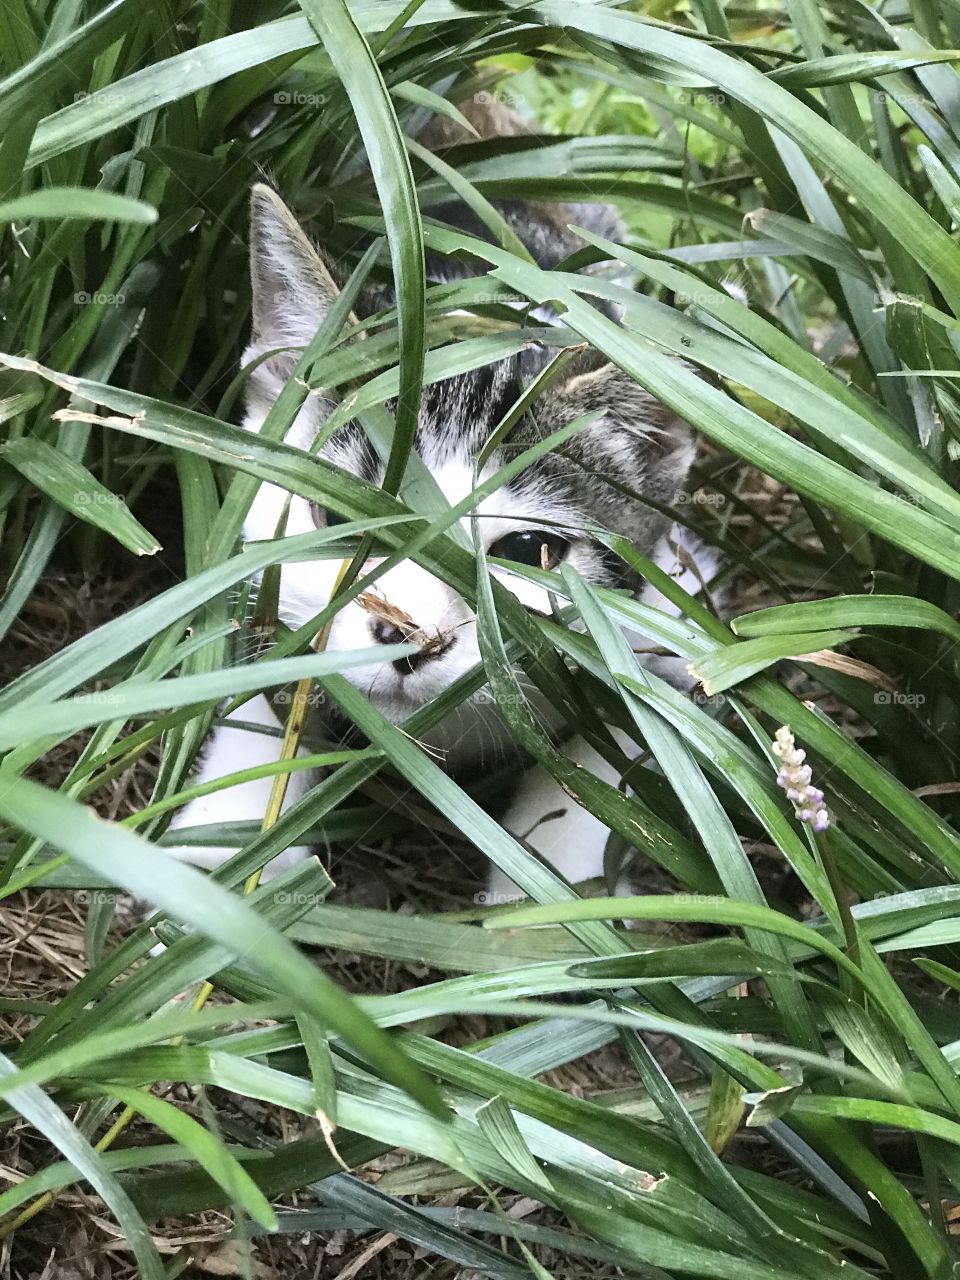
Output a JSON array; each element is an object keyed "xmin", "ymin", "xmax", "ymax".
[{"xmin": 241, "ymin": 186, "xmax": 694, "ymax": 756}]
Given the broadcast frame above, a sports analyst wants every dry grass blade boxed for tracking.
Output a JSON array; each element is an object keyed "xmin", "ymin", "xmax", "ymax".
[{"xmin": 356, "ymin": 590, "xmax": 451, "ymax": 660}]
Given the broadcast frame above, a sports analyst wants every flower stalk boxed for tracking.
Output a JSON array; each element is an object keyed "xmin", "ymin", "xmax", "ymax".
[{"xmin": 772, "ymin": 725, "xmax": 859, "ymax": 970}]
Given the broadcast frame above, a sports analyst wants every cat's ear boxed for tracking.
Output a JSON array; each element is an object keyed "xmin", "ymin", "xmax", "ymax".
[{"xmin": 246, "ymin": 183, "xmax": 340, "ymax": 389}]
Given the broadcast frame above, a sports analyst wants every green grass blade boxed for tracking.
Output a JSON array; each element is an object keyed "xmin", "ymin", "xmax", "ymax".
[
  {"xmin": 99, "ymin": 1084, "xmax": 277, "ymax": 1229},
  {"xmin": 0, "ymin": 774, "xmax": 448, "ymax": 1119},
  {"xmin": 0, "ymin": 187, "xmax": 157, "ymax": 222},
  {"xmin": 0, "ymin": 1052, "xmax": 164, "ymax": 1278},
  {"xmin": 297, "ymin": 0, "xmax": 424, "ymax": 498},
  {"xmin": 0, "ymin": 437, "xmax": 161, "ymax": 555}
]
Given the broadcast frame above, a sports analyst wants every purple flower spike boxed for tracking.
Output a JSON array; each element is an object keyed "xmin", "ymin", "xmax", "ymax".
[{"xmin": 773, "ymin": 725, "xmax": 832, "ymax": 833}]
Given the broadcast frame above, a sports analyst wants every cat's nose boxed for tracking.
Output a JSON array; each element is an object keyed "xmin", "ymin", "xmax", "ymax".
[{"xmin": 370, "ymin": 619, "xmax": 456, "ymax": 675}]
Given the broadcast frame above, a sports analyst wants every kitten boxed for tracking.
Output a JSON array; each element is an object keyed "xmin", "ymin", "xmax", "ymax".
[{"xmin": 163, "ymin": 175, "xmax": 715, "ymax": 898}]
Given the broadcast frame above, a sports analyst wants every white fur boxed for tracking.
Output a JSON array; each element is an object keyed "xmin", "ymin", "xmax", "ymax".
[
  {"xmin": 487, "ymin": 733, "xmax": 624, "ymax": 905},
  {"xmin": 161, "ymin": 693, "xmax": 312, "ymax": 876}
]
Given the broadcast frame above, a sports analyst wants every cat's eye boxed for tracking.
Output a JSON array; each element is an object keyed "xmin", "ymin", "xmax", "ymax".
[
  {"xmin": 488, "ymin": 530, "xmax": 568, "ymax": 570},
  {"xmin": 311, "ymin": 504, "xmax": 349, "ymax": 529}
]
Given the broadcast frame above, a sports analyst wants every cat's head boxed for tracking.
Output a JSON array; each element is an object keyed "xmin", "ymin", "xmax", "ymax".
[{"xmin": 241, "ymin": 185, "xmax": 695, "ymax": 748}]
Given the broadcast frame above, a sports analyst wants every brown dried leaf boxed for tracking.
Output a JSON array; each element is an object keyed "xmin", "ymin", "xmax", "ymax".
[{"xmin": 791, "ymin": 649, "xmax": 896, "ymax": 690}]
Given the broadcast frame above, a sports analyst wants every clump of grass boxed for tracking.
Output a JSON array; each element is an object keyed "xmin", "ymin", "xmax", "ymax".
[{"xmin": 3, "ymin": 2, "xmax": 960, "ymax": 1277}]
